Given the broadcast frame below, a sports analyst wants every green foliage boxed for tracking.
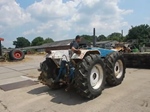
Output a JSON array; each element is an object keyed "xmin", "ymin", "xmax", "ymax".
[
  {"xmin": 44, "ymin": 38, "xmax": 54, "ymax": 44},
  {"xmin": 31, "ymin": 37, "xmax": 54, "ymax": 46},
  {"xmin": 107, "ymin": 32, "xmax": 123, "ymax": 41},
  {"xmin": 8, "ymin": 47, "xmax": 13, "ymax": 49},
  {"xmin": 13, "ymin": 37, "xmax": 30, "ymax": 48},
  {"xmin": 97, "ymin": 35, "xmax": 107, "ymax": 41},
  {"xmin": 13, "ymin": 36, "xmax": 54, "ymax": 48},
  {"xmin": 80, "ymin": 33, "xmax": 124, "ymax": 42},
  {"xmin": 127, "ymin": 24, "xmax": 150, "ymax": 41},
  {"xmin": 81, "ymin": 35, "xmax": 94, "ymax": 42},
  {"xmin": 31, "ymin": 37, "xmax": 44, "ymax": 46},
  {"xmin": 4, "ymin": 52, "xmax": 9, "ymax": 61}
]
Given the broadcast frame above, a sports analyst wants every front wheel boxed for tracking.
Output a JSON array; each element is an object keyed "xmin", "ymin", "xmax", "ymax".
[
  {"xmin": 104, "ymin": 52, "xmax": 126, "ymax": 86},
  {"xmin": 75, "ymin": 54, "xmax": 106, "ymax": 99}
]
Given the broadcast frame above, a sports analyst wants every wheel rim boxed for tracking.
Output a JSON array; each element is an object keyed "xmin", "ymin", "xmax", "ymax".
[
  {"xmin": 114, "ymin": 60, "xmax": 123, "ymax": 79},
  {"xmin": 90, "ymin": 64, "xmax": 104, "ymax": 90},
  {"xmin": 14, "ymin": 51, "xmax": 22, "ymax": 59}
]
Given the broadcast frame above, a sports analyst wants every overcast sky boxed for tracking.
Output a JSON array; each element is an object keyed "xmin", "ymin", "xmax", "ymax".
[{"xmin": 0, "ymin": 0, "xmax": 149, "ymax": 47}]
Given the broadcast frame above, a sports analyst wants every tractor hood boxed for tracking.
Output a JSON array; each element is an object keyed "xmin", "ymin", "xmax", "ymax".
[
  {"xmin": 71, "ymin": 48, "xmax": 114, "ymax": 59},
  {"xmin": 88, "ymin": 47, "xmax": 114, "ymax": 57}
]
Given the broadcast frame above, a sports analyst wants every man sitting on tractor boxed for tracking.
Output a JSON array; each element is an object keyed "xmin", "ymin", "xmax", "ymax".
[{"xmin": 69, "ymin": 35, "xmax": 81, "ymax": 56}]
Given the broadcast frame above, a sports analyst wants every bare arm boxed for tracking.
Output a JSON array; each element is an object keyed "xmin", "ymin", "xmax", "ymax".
[
  {"xmin": 71, "ymin": 47, "xmax": 81, "ymax": 54},
  {"xmin": 71, "ymin": 47, "xmax": 79, "ymax": 52}
]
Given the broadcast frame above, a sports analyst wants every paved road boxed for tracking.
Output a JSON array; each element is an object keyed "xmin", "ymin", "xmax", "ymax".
[{"xmin": 0, "ymin": 55, "xmax": 150, "ymax": 112}]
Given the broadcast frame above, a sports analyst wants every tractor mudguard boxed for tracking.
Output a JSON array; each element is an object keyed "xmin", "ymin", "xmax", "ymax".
[{"xmin": 71, "ymin": 50, "xmax": 101, "ymax": 59}]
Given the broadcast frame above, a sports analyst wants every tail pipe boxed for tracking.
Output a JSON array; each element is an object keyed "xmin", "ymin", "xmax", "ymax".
[
  {"xmin": 93, "ymin": 28, "xmax": 96, "ymax": 47},
  {"xmin": 0, "ymin": 38, "xmax": 4, "ymax": 56},
  {"xmin": 0, "ymin": 41, "xmax": 2, "ymax": 56}
]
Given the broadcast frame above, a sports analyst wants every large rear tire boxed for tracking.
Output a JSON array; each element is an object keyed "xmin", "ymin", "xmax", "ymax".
[
  {"xmin": 104, "ymin": 52, "xmax": 126, "ymax": 86},
  {"xmin": 75, "ymin": 54, "xmax": 106, "ymax": 99}
]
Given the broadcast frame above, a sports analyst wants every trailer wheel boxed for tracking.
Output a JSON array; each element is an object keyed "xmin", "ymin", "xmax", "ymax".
[
  {"xmin": 9, "ymin": 49, "xmax": 25, "ymax": 60},
  {"xmin": 75, "ymin": 54, "xmax": 106, "ymax": 99},
  {"xmin": 104, "ymin": 52, "xmax": 126, "ymax": 86}
]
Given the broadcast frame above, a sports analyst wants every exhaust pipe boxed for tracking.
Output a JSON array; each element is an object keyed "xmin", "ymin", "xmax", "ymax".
[
  {"xmin": 93, "ymin": 28, "xmax": 96, "ymax": 47},
  {"xmin": 0, "ymin": 38, "xmax": 4, "ymax": 56},
  {"xmin": 0, "ymin": 40, "xmax": 2, "ymax": 56}
]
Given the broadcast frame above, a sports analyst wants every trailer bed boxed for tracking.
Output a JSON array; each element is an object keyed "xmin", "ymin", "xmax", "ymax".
[{"xmin": 124, "ymin": 52, "xmax": 150, "ymax": 68}]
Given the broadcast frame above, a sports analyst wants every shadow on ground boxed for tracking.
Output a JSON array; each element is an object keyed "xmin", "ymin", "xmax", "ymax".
[
  {"xmin": 104, "ymin": 84, "xmax": 115, "ymax": 89},
  {"xmin": 28, "ymin": 85, "xmax": 89, "ymax": 105},
  {"xmin": 126, "ymin": 65, "xmax": 150, "ymax": 69}
]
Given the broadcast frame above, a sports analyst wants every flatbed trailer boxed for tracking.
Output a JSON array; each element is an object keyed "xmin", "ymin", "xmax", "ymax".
[
  {"xmin": 124, "ymin": 52, "xmax": 150, "ymax": 68},
  {"xmin": 0, "ymin": 38, "xmax": 25, "ymax": 62}
]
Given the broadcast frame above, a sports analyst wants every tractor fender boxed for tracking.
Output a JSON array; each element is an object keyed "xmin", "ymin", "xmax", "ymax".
[{"xmin": 71, "ymin": 50, "xmax": 100, "ymax": 59}]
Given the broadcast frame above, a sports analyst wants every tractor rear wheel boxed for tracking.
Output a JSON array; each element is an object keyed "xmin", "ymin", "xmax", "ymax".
[
  {"xmin": 75, "ymin": 54, "xmax": 106, "ymax": 99},
  {"xmin": 104, "ymin": 52, "xmax": 126, "ymax": 86}
]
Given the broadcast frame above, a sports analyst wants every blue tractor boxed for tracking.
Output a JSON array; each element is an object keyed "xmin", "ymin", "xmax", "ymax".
[{"xmin": 38, "ymin": 29, "xmax": 126, "ymax": 99}]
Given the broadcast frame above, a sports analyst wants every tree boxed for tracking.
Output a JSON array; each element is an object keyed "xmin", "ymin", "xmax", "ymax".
[
  {"xmin": 107, "ymin": 32, "xmax": 123, "ymax": 41},
  {"xmin": 81, "ymin": 35, "xmax": 95, "ymax": 42},
  {"xmin": 13, "ymin": 37, "xmax": 30, "ymax": 48},
  {"xmin": 97, "ymin": 35, "xmax": 107, "ymax": 41},
  {"xmin": 8, "ymin": 47, "xmax": 13, "ymax": 49},
  {"xmin": 44, "ymin": 38, "xmax": 54, "ymax": 44},
  {"xmin": 127, "ymin": 24, "xmax": 150, "ymax": 41},
  {"xmin": 31, "ymin": 37, "xmax": 44, "ymax": 46}
]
